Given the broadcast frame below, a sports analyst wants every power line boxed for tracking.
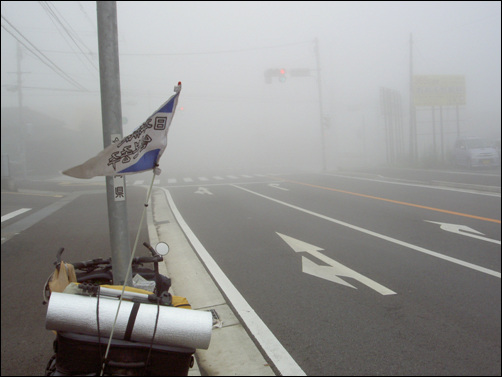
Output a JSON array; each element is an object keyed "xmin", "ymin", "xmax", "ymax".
[
  {"xmin": 120, "ymin": 40, "xmax": 312, "ymax": 56},
  {"xmin": 38, "ymin": 1, "xmax": 98, "ymax": 74},
  {"xmin": 1, "ymin": 84, "xmax": 98, "ymax": 93},
  {"xmin": 1, "ymin": 14, "xmax": 89, "ymax": 92}
]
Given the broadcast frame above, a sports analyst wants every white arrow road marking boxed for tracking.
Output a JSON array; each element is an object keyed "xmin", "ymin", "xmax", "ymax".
[
  {"xmin": 195, "ymin": 187, "xmax": 213, "ymax": 195},
  {"xmin": 162, "ymin": 188, "xmax": 306, "ymax": 376},
  {"xmin": 425, "ymin": 221, "xmax": 501, "ymax": 245},
  {"xmin": 301, "ymin": 257, "xmax": 357, "ymax": 289},
  {"xmin": 277, "ymin": 233, "xmax": 396, "ymax": 295},
  {"xmin": 233, "ymin": 185, "xmax": 500, "ymax": 278},
  {"xmin": 268, "ymin": 183, "xmax": 289, "ymax": 191}
]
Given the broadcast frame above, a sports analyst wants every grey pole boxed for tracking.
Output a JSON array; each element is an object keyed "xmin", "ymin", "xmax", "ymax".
[
  {"xmin": 409, "ymin": 33, "xmax": 417, "ymax": 165},
  {"xmin": 96, "ymin": 1, "xmax": 131, "ymax": 285},
  {"xmin": 314, "ymin": 38, "xmax": 327, "ymax": 172},
  {"xmin": 16, "ymin": 42, "xmax": 27, "ymax": 178}
]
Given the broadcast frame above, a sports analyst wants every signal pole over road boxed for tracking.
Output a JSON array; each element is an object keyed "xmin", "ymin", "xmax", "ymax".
[{"xmin": 314, "ymin": 38, "xmax": 327, "ymax": 172}]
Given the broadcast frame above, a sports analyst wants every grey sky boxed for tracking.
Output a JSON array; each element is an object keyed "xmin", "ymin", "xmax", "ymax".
[{"xmin": 1, "ymin": 1, "xmax": 500, "ymax": 172}]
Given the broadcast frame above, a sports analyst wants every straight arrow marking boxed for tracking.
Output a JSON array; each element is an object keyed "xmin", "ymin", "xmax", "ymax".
[{"xmin": 277, "ymin": 233, "xmax": 396, "ymax": 295}]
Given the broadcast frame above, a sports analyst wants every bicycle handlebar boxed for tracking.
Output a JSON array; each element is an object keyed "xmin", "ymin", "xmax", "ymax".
[
  {"xmin": 58, "ymin": 242, "xmax": 163, "ymax": 271},
  {"xmin": 72, "ymin": 255, "xmax": 163, "ymax": 270}
]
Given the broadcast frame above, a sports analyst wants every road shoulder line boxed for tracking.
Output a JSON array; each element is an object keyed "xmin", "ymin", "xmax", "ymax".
[{"xmin": 148, "ymin": 187, "xmax": 282, "ymax": 376}]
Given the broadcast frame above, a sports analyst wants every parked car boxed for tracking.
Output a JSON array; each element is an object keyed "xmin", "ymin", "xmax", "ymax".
[{"xmin": 452, "ymin": 136, "xmax": 499, "ymax": 168}]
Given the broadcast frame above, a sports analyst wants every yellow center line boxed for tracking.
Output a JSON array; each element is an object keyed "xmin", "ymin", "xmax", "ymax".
[{"xmin": 279, "ymin": 177, "xmax": 501, "ymax": 224}]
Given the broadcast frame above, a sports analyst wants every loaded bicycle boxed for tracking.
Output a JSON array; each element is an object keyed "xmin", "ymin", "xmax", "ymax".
[{"xmin": 43, "ymin": 241, "xmax": 206, "ymax": 376}]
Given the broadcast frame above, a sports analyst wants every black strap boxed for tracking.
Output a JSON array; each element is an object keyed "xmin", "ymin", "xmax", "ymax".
[{"xmin": 124, "ymin": 302, "xmax": 141, "ymax": 341}]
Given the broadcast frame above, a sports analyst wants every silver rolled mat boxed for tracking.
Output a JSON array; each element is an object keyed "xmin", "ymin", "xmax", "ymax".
[{"xmin": 46, "ymin": 292, "xmax": 212, "ymax": 349}]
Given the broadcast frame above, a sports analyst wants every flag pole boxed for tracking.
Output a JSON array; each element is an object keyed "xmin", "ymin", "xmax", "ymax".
[{"xmin": 101, "ymin": 168, "xmax": 158, "ymax": 375}]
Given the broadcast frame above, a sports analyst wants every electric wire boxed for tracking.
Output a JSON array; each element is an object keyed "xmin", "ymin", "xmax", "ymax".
[
  {"xmin": 1, "ymin": 14, "xmax": 89, "ymax": 92},
  {"xmin": 38, "ymin": 1, "xmax": 98, "ymax": 75}
]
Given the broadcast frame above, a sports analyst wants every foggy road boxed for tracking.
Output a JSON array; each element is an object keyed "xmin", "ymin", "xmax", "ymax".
[
  {"xmin": 1, "ymin": 168, "xmax": 500, "ymax": 375},
  {"xmin": 165, "ymin": 171, "xmax": 500, "ymax": 375},
  {"xmin": 2, "ymin": 2, "xmax": 501, "ymax": 375}
]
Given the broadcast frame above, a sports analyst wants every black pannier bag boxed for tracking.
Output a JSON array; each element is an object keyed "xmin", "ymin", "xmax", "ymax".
[{"xmin": 52, "ymin": 331, "xmax": 195, "ymax": 376}]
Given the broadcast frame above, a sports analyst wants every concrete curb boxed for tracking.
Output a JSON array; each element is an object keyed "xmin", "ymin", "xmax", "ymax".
[{"xmin": 146, "ymin": 187, "xmax": 276, "ymax": 376}]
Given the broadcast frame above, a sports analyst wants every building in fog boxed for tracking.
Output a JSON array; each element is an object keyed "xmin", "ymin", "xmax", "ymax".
[{"xmin": 1, "ymin": 107, "xmax": 78, "ymax": 177}]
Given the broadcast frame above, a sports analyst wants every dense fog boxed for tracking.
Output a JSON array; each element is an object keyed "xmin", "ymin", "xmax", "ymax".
[{"xmin": 1, "ymin": 1, "xmax": 501, "ymax": 177}]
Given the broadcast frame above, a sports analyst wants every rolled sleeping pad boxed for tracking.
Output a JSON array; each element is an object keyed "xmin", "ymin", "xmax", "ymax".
[{"xmin": 46, "ymin": 292, "xmax": 212, "ymax": 349}]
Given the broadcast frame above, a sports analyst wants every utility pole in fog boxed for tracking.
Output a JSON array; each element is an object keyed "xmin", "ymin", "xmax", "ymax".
[
  {"xmin": 97, "ymin": 1, "xmax": 131, "ymax": 286},
  {"xmin": 264, "ymin": 39, "xmax": 327, "ymax": 171},
  {"xmin": 409, "ymin": 33, "xmax": 417, "ymax": 165},
  {"xmin": 15, "ymin": 42, "xmax": 28, "ymax": 178},
  {"xmin": 314, "ymin": 38, "xmax": 327, "ymax": 172}
]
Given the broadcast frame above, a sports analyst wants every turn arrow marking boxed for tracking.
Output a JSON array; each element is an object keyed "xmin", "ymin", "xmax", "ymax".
[
  {"xmin": 268, "ymin": 183, "xmax": 289, "ymax": 191},
  {"xmin": 277, "ymin": 232, "xmax": 396, "ymax": 295},
  {"xmin": 425, "ymin": 221, "xmax": 500, "ymax": 245},
  {"xmin": 195, "ymin": 187, "xmax": 213, "ymax": 195}
]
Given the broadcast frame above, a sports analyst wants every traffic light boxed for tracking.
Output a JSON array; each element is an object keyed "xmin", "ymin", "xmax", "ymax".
[
  {"xmin": 264, "ymin": 67, "xmax": 311, "ymax": 83},
  {"xmin": 264, "ymin": 68, "xmax": 287, "ymax": 83},
  {"xmin": 279, "ymin": 68, "xmax": 286, "ymax": 83}
]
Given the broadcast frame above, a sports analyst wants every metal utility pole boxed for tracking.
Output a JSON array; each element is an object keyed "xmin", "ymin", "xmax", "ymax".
[
  {"xmin": 16, "ymin": 42, "xmax": 27, "ymax": 178},
  {"xmin": 314, "ymin": 38, "xmax": 327, "ymax": 172},
  {"xmin": 409, "ymin": 33, "xmax": 417, "ymax": 165},
  {"xmin": 96, "ymin": 1, "xmax": 131, "ymax": 285}
]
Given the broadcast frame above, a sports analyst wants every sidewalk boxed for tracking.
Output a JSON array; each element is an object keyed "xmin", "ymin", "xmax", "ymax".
[{"xmin": 146, "ymin": 187, "xmax": 276, "ymax": 376}]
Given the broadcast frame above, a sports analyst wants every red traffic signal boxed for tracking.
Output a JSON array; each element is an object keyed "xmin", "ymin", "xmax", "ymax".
[
  {"xmin": 264, "ymin": 68, "xmax": 287, "ymax": 84},
  {"xmin": 279, "ymin": 68, "xmax": 286, "ymax": 82}
]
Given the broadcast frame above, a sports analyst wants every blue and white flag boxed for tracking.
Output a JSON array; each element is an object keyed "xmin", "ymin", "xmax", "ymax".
[{"xmin": 63, "ymin": 82, "xmax": 181, "ymax": 179}]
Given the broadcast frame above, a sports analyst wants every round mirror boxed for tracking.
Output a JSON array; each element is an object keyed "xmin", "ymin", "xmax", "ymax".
[{"xmin": 155, "ymin": 242, "xmax": 169, "ymax": 256}]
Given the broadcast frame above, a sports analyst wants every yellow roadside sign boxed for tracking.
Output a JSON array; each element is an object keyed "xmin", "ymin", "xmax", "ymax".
[{"xmin": 413, "ymin": 75, "xmax": 465, "ymax": 106}]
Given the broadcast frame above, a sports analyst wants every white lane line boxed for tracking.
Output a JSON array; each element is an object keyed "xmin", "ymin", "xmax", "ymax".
[
  {"xmin": 1, "ymin": 208, "xmax": 32, "ymax": 223},
  {"xmin": 2, "ymin": 192, "xmax": 82, "ymax": 245},
  {"xmin": 183, "ymin": 177, "xmax": 194, "ymax": 182},
  {"xmin": 168, "ymin": 178, "xmax": 177, "ymax": 184},
  {"xmin": 161, "ymin": 188, "xmax": 306, "ymax": 376},
  {"xmin": 324, "ymin": 172, "xmax": 500, "ymax": 197},
  {"xmin": 232, "ymin": 185, "xmax": 501, "ymax": 279}
]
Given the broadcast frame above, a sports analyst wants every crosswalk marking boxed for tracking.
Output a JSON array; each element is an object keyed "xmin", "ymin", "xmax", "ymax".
[
  {"xmin": 131, "ymin": 179, "xmax": 160, "ymax": 185},
  {"xmin": 130, "ymin": 173, "xmax": 282, "ymax": 186},
  {"xmin": 2, "ymin": 208, "xmax": 32, "ymax": 223}
]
